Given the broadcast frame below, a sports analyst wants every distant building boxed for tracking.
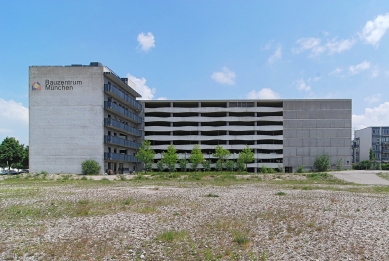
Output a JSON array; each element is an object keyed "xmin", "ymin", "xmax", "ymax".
[
  {"xmin": 142, "ymin": 99, "xmax": 352, "ymax": 172},
  {"xmin": 353, "ymin": 127, "xmax": 389, "ymax": 163},
  {"xmin": 29, "ymin": 62, "xmax": 144, "ymax": 174}
]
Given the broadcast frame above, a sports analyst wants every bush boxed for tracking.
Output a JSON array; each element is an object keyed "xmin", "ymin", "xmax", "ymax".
[
  {"xmin": 225, "ymin": 160, "xmax": 234, "ymax": 172},
  {"xmin": 81, "ymin": 159, "xmax": 101, "ymax": 175},
  {"xmin": 296, "ymin": 166, "xmax": 304, "ymax": 173},
  {"xmin": 215, "ymin": 160, "xmax": 223, "ymax": 171},
  {"xmin": 314, "ymin": 154, "xmax": 330, "ymax": 172},
  {"xmin": 277, "ymin": 163, "xmax": 284, "ymax": 173},
  {"xmin": 236, "ymin": 160, "xmax": 245, "ymax": 172},
  {"xmin": 157, "ymin": 160, "xmax": 165, "ymax": 173},
  {"xmin": 203, "ymin": 160, "xmax": 211, "ymax": 172},
  {"xmin": 261, "ymin": 165, "xmax": 267, "ymax": 173},
  {"xmin": 179, "ymin": 159, "xmax": 187, "ymax": 172}
]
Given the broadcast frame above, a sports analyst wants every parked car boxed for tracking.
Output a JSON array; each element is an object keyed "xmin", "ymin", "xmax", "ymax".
[
  {"xmin": 19, "ymin": 169, "xmax": 29, "ymax": 174},
  {"xmin": 1, "ymin": 170, "xmax": 18, "ymax": 175}
]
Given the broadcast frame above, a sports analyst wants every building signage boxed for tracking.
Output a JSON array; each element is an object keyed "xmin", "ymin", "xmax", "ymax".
[
  {"xmin": 44, "ymin": 80, "xmax": 82, "ymax": 90},
  {"xmin": 31, "ymin": 80, "xmax": 82, "ymax": 91}
]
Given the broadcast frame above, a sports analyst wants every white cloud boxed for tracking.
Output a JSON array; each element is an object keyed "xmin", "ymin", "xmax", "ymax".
[
  {"xmin": 157, "ymin": 97, "xmax": 167, "ymax": 100},
  {"xmin": 329, "ymin": 67, "xmax": 343, "ymax": 76},
  {"xmin": 364, "ymin": 93, "xmax": 381, "ymax": 104},
  {"xmin": 371, "ymin": 66, "xmax": 379, "ymax": 77},
  {"xmin": 127, "ymin": 74, "xmax": 156, "ymax": 100},
  {"xmin": 294, "ymin": 38, "xmax": 325, "ymax": 57},
  {"xmin": 268, "ymin": 46, "xmax": 282, "ymax": 63},
  {"xmin": 247, "ymin": 88, "xmax": 280, "ymax": 99},
  {"xmin": 295, "ymin": 37, "xmax": 355, "ymax": 56},
  {"xmin": 359, "ymin": 13, "xmax": 389, "ymax": 46},
  {"xmin": 264, "ymin": 40, "xmax": 274, "ymax": 50},
  {"xmin": 326, "ymin": 38, "xmax": 356, "ymax": 54},
  {"xmin": 0, "ymin": 98, "xmax": 29, "ymax": 145},
  {"xmin": 211, "ymin": 67, "xmax": 236, "ymax": 85},
  {"xmin": 295, "ymin": 78, "xmax": 311, "ymax": 91},
  {"xmin": 137, "ymin": 32, "xmax": 155, "ymax": 52},
  {"xmin": 0, "ymin": 98, "xmax": 28, "ymax": 124},
  {"xmin": 353, "ymin": 102, "xmax": 389, "ymax": 130},
  {"xmin": 349, "ymin": 60, "xmax": 371, "ymax": 74}
]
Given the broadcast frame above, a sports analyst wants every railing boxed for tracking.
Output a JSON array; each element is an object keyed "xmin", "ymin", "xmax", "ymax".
[
  {"xmin": 104, "ymin": 152, "xmax": 140, "ymax": 162},
  {"xmin": 104, "ymin": 84, "xmax": 142, "ymax": 111},
  {"xmin": 104, "ymin": 135, "xmax": 141, "ymax": 149},
  {"xmin": 104, "ymin": 118, "xmax": 142, "ymax": 136},
  {"xmin": 104, "ymin": 101, "xmax": 142, "ymax": 123}
]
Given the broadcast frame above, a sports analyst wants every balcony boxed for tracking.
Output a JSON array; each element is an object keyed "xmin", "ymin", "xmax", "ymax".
[
  {"xmin": 104, "ymin": 135, "xmax": 141, "ymax": 149},
  {"xmin": 104, "ymin": 153, "xmax": 140, "ymax": 162},
  {"xmin": 104, "ymin": 101, "xmax": 142, "ymax": 124},
  {"xmin": 104, "ymin": 84, "xmax": 142, "ymax": 111},
  {"xmin": 104, "ymin": 118, "xmax": 142, "ymax": 137}
]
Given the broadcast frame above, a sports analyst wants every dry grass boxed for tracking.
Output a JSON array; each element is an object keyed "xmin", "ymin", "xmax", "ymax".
[{"xmin": 1, "ymin": 174, "xmax": 389, "ymax": 260}]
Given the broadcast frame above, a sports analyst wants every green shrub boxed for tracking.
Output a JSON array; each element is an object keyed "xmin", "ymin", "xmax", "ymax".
[
  {"xmin": 81, "ymin": 159, "xmax": 101, "ymax": 175},
  {"xmin": 296, "ymin": 166, "xmax": 304, "ymax": 173},
  {"xmin": 236, "ymin": 160, "xmax": 245, "ymax": 172},
  {"xmin": 225, "ymin": 160, "xmax": 234, "ymax": 172},
  {"xmin": 261, "ymin": 165, "xmax": 267, "ymax": 173},
  {"xmin": 157, "ymin": 160, "xmax": 165, "ymax": 172},
  {"xmin": 277, "ymin": 163, "xmax": 284, "ymax": 173},
  {"xmin": 267, "ymin": 168, "xmax": 275, "ymax": 173},
  {"xmin": 216, "ymin": 160, "xmax": 223, "ymax": 171},
  {"xmin": 314, "ymin": 154, "xmax": 330, "ymax": 172},
  {"xmin": 179, "ymin": 158, "xmax": 188, "ymax": 172},
  {"xmin": 203, "ymin": 160, "xmax": 211, "ymax": 172}
]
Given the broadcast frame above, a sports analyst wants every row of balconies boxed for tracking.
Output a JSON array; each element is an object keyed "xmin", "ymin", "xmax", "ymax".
[
  {"xmin": 104, "ymin": 153, "xmax": 140, "ymax": 162},
  {"xmin": 104, "ymin": 135, "xmax": 141, "ymax": 149},
  {"xmin": 104, "ymin": 101, "xmax": 142, "ymax": 124},
  {"xmin": 104, "ymin": 84, "xmax": 142, "ymax": 111}
]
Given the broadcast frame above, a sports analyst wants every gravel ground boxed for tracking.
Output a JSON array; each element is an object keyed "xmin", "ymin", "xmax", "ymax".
[{"xmin": 1, "ymin": 181, "xmax": 389, "ymax": 261}]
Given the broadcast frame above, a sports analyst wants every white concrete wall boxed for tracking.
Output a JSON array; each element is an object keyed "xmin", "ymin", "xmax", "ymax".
[
  {"xmin": 29, "ymin": 66, "xmax": 105, "ymax": 174},
  {"xmin": 355, "ymin": 127, "xmax": 372, "ymax": 161}
]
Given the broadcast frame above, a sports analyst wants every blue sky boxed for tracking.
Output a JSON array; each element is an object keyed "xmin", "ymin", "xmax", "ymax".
[{"xmin": 1, "ymin": 1, "xmax": 389, "ymax": 145}]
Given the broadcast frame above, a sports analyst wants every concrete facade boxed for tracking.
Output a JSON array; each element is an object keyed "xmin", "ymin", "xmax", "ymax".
[
  {"xmin": 283, "ymin": 100, "xmax": 352, "ymax": 171},
  {"xmin": 353, "ymin": 127, "xmax": 389, "ymax": 163},
  {"xmin": 29, "ymin": 63, "xmax": 143, "ymax": 174},
  {"xmin": 143, "ymin": 99, "xmax": 352, "ymax": 172}
]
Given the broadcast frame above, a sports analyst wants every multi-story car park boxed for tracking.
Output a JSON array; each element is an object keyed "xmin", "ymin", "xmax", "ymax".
[
  {"xmin": 29, "ymin": 62, "xmax": 143, "ymax": 174},
  {"xmin": 352, "ymin": 127, "xmax": 389, "ymax": 164},
  {"xmin": 142, "ymin": 99, "xmax": 352, "ymax": 172}
]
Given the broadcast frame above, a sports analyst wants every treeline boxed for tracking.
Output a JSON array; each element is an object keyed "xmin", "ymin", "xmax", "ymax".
[
  {"xmin": 136, "ymin": 141, "xmax": 255, "ymax": 173},
  {"xmin": 0, "ymin": 137, "xmax": 29, "ymax": 170}
]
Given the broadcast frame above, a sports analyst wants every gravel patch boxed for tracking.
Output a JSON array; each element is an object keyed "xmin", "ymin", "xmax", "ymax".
[{"xmin": 1, "ymin": 183, "xmax": 389, "ymax": 260}]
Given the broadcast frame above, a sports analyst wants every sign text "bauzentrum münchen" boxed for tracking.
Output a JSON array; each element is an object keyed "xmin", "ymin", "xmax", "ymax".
[{"xmin": 45, "ymin": 80, "xmax": 82, "ymax": 90}]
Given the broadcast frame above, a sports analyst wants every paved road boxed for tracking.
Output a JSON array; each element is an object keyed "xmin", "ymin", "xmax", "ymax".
[{"xmin": 329, "ymin": 170, "xmax": 389, "ymax": 185}]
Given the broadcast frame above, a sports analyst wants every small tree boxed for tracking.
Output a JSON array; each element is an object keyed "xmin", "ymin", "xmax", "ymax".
[
  {"xmin": 157, "ymin": 160, "xmax": 165, "ymax": 173},
  {"xmin": 12, "ymin": 145, "xmax": 29, "ymax": 171},
  {"xmin": 238, "ymin": 145, "xmax": 255, "ymax": 173},
  {"xmin": 314, "ymin": 154, "xmax": 330, "ymax": 172},
  {"xmin": 0, "ymin": 137, "xmax": 24, "ymax": 170},
  {"xmin": 203, "ymin": 160, "xmax": 211, "ymax": 172},
  {"xmin": 261, "ymin": 164, "xmax": 268, "ymax": 173},
  {"xmin": 135, "ymin": 140, "xmax": 155, "ymax": 174},
  {"xmin": 81, "ymin": 159, "xmax": 101, "ymax": 175},
  {"xmin": 225, "ymin": 160, "xmax": 234, "ymax": 172},
  {"xmin": 190, "ymin": 145, "xmax": 204, "ymax": 172},
  {"xmin": 213, "ymin": 145, "xmax": 231, "ymax": 171},
  {"xmin": 236, "ymin": 158, "xmax": 245, "ymax": 172},
  {"xmin": 369, "ymin": 148, "xmax": 376, "ymax": 169},
  {"xmin": 162, "ymin": 145, "xmax": 178, "ymax": 173},
  {"xmin": 179, "ymin": 158, "xmax": 188, "ymax": 172}
]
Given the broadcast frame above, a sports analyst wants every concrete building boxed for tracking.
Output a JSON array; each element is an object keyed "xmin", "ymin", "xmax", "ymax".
[
  {"xmin": 353, "ymin": 127, "xmax": 389, "ymax": 163},
  {"xmin": 142, "ymin": 99, "xmax": 352, "ymax": 172},
  {"xmin": 29, "ymin": 62, "xmax": 143, "ymax": 174}
]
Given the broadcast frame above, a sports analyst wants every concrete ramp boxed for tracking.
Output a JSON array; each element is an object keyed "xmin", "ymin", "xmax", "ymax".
[{"xmin": 329, "ymin": 170, "xmax": 389, "ymax": 185}]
